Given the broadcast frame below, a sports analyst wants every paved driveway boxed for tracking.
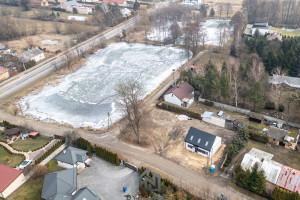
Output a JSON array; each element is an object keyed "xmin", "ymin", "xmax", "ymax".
[{"xmin": 78, "ymin": 156, "xmax": 139, "ymax": 200}]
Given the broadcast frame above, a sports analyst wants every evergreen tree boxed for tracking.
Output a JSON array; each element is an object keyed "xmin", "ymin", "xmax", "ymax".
[
  {"xmin": 210, "ymin": 8, "xmax": 215, "ymax": 17},
  {"xmin": 204, "ymin": 68, "xmax": 220, "ymax": 100},
  {"xmin": 247, "ymin": 163, "xmax": 266, "ymax": 194},
  {"xmin": 220, "ymin": 72, "xmax": 230, "ymax": 102},
  {"xmin": 248, "ymin": 82, "xmax": 264, "ymax": 112},
  {"xmin": 199, "ymin": 4, "xmax": 207, "ymax": 17},
  {"xmin": 133, "ymin": 0, "xmax": 140, "ymax": 10}
]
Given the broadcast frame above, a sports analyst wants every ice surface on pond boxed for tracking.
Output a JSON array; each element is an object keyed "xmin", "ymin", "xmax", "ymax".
[
  {"xmin": 20, "ymin": 43, "xmax": 189, "ymax": 129},
  {"xmin": 147, "ymin": 19, "xmax": 230, "ymax": 46}
]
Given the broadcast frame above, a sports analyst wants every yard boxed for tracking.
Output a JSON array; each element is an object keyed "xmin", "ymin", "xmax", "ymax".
[
  {"xmin": 10, "ymin": 136, "xmax": 53, "ymax": 152},
  {"xmin": 0, "ymin": 145, "xmax": 24, "ymax": 168},
  {"xmin": 120, "ymin": 107, "xmax": 235, "ymax": 173}
]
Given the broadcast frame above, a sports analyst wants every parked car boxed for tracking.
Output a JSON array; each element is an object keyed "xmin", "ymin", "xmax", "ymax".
[{"xmin": 19, "ymin": 160, "xmax": 32, "ymax": 170}]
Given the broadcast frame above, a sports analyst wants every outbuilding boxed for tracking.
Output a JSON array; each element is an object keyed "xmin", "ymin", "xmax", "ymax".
[
  {"xmin": 20, "ymin": 47, "xmax": 45, "ymax": 63},
  {"xmin": 201, "ymin": 111, "xmax": 235, "ymax": 129},
  {"xmin": 249, "ymin": 112, "xmax": 263, "ymax": 124},
  {"xmin": 0, "ymin": 165, "xmax": 26, "ymax": 198},
  {"xmin": 184, "ymin": 127, "xmax": 222, "ymax": 158}
]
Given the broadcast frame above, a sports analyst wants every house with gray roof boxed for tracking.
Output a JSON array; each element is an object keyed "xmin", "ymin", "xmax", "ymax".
[
  {"xmin": 72, "ymin": 187, "xmax": 101, "ymax": 200},
  {"xmin": 20, "ymin": 47, "xmax": 45, "ymax": 63},
  {"xmin": 55, "ymin": 147, "xmax": 89, "ymax": 169},
  {"xmin": 41, "ymin": 168, "xmax": 77, "ymax": 200},
  {"xmin": 184, "ymin": 127, "xmax": 222, "ymax": 158}
]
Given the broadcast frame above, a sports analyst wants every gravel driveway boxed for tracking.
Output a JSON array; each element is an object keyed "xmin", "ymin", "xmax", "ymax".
[{"xmin": 77, "ymin": 156, "xmax": 139, "ymax": 200}]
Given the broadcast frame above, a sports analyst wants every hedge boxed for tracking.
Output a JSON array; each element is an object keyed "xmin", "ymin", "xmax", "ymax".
[
  {"xmin": 35, "ymin": 140, "xmax": 64, "ymax": 165},
  {"xmin": 204, "ymin": 100, "xmax": 214, "ymax": 106},
  {"xmin": 2, "ymin": 120, "xmax": 17, "ymax": 129},
  {"xmin": 248, "ymin": 129, "xmax": 269, "ymax": 144},
  {"xmin": 77, "ymin": 137, "xmax": 93, "ymax": 156},
  {"xmin": 157, "ymin": 103, "xmax": 202, "ymax": 120},
  {"xmin": 271, "ymin": 186, "xmax": 300, "ymax": 200},
  {"xmin": 94, "ymin": 145, "xmax": 120, "ymax": 166}
]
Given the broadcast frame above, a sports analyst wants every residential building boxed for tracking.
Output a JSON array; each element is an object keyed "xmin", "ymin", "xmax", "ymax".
[
  {"xmin": 251, "ymin": 22, "xmax": 271, "ymax": 35},
  {"xmin": 0, "ymin": 165, "xmax": 26, "ymax": 198},
  {"xmin": 61, "ymin": 0, "xmax": 79, "ymax": 12},
  {"xmin": 267, "ymin": 127, "xmax": 299, "ymax": 150},
  {"xmin": 6, "ymin": 128, "xmax": 21, "ymax": 138},
  {"xmin": 121, "ymin": 8, "xmax": 131, "ymax": 18},
  {"xmin": 181, "ymin": 0, "xmax": 201, "ymax": 6},
  {"xmin": 30, "ymin": 0, "xmax": 49, "ymax": 7},
  {"xmin": 0, "ymin": 43, "xmax": 11, "ymax": 54},
  {"xmin": 276, "ymin": 165, "xmax": 300, "ymax": 194},
  {"xmin": 20, "ymin": 47, "xmax": 45, "ymax": 63},
  {"xmin": 184, "ymin": 127, "xmax": 222, "ymax": 158},
  {"xmin": 0, "ymin": 66, "xmax": 9, "ymax": 81},
  {"xmin": 202, "ymin": 111, "xmax": 235, "ymax": 129},
  {"xmin": 164, "ymin": 82, "xmax": 195, "ymax": 107},
  {"xmin": 72, "ymin": 187, "xmax": 101, "ymax": 200},
  {"xmin": 103, "ymin": 0, "xmax": 127, "ymax": 7},
  {"xmin": 55, "ymin": 147, "xmax": 89, "ymax": 169},
  {"xmin": 267, "ymin": 32, "xmax": 282, "ymax": 41},
  {"xmin": 270, "ymin": 75, "xmax": 300, "ymax": 89}
]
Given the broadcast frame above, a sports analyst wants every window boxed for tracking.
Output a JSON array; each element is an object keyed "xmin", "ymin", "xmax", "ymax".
[
  {"xmin": 197, "ymin": 148, "xmax": 208, "ymax": 155},
  {"xmin": 188, "ymin": 144, "xmax": 193, "ymax": 149}
]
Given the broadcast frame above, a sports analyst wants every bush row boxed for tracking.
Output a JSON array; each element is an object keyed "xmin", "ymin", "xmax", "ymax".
[
  {"xmin": 77, "ymin": 137, "xmax": 93, "ymax": 156},
  {"xmin": 271, "ymin": 186, "xmax": 300, "ymax": 200},
  {"xmin": 95, "ymin": 145, "xmax": 120, "ymax": 166},
  {"xmin": 9, "ymin": 137, "xmax": 53, "ymax": 152},
  {"xmin": 2, "ymin": 120, "xmax": 17, "ymax": 129},
  {"xmin": 248, "ymin": 129, "xmax": 269, "ymax": 144},
  {"xmin": 204, "ymin": 100, "xmax": 214, "ymax": 106},
  {"xmin": 0, "ymin": 144, "xmax": 25, "ymax": 166},
  {"xmin": 157, "ymin": 103, "xmax": 202, "ymax": 120},
  {"xmin": 35, "ymin": 140, "xmax": 64, "ymax": 165}
]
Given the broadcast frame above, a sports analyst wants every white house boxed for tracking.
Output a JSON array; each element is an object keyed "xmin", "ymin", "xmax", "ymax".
[
  {"xmin": 184, "ymin": 127, "xmax": 222, "ymax": 158},
  {"xmin": 164, "ymin": 82, "xmax": 194, "ymax": 107},
  {"xmin": 67, "ymin": 15, "xmax": 87, "ymax": 22},
  {"xmin": 20, "ymin": 47, "xmax": 45, "ymax": 63},
  {"xmin": 121, "ymin": 8, "xmax": 131, "ymax": 18},
  {"xmin": 181, "ymin": 0, "xmax": 201, "ymax": 6},
  {"xmin": 251, "ymin": 22, "xmax": 271, "ymax": 35},
  {"xmin": 0, "ymin": 43, "xmax": 11, "ymax": 54},
  {"xmin": 0, "ymin": 165, "xmax": 26, "ymax": 198},
  {"xmin": 202, "ymin": 111, "xmax": 235, "ymax": 128},
  {"xmin": 55, "ymin": 147, "xmax": 89, "ymax": 169}
]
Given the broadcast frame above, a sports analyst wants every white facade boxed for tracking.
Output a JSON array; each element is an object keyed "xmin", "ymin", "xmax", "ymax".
[
  {"xmin": 202, "ymin": 115, "xmax": 226, "ymax": 128},
  {"xmin": 251, "ymin": 28, "xmax": 270, "ymax": 36},
  {"xmin": 57, "ymin": 160, "xmax": 87, "ymax": 169},
  {"xmin": 81, "ymin": 0, "xmax": 99, "ymax": 2},
  {"xmin": 184, "ymin": 136, "xmax": 221, "ymax": 159},
  {"xmin": 0, "ymin": 173, "xmax": 26, "ymax": 198},
  {"xmin": 164, "ymin": 91, "xmax": 194, "ymax": 108},
  {"xmin": 31, "ymin": 53, "xmax": 45, "ymax": 62}
]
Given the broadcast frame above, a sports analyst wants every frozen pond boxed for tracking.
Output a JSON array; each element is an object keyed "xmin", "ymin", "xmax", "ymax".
[
  {"xmin": 20, "ymin": 43, "xmax": 188, "ymax": 129},
  {"xmin": 147, "ymin": 19, "xmax": 230, "ymax": 46}
]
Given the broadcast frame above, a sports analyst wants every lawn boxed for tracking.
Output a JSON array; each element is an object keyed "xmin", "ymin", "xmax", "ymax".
[
  {"xmin": 0, "ymin": 146, "xmax": 24, "ymax": 168},
  {"xmin": 10, "ymin": 136, "xmax": 53, "ymax": 152},
  {"xmin": 271, "ymin": 27, "xmax": 300, "ymax": 37}
]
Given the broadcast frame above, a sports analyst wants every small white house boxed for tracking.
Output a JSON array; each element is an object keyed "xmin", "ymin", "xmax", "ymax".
[
  {"xmin": 164, "ymin": 82, "xmax": 194, "ymax": 107},
  {"xmin": 0, "ymin": 43, "xmax": 11, "ymax": 54},
  {"xmin": 184, "ymin": 127, "xmax": 222, "ymax": 158},
  {"xmin": 55, "ymin": 147, "xmax": 89, "ymax": 169},
  {"xmin": 20, "ymin": 47, "xmax": 45, "ymax": 63},
  {"xmin": 202, "ymin": 111, "xmax": 235, "ymax": 128},
  {"xmin": 0, "ymin": 165, "xmax": 26, "ymax": 198}
]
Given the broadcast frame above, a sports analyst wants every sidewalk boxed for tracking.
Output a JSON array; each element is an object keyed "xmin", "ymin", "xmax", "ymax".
[{"xmin": 0, "ymin": 142, "xmax": 29, "ymax": 160}]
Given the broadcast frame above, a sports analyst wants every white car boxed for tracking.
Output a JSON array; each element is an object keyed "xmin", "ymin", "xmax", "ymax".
[{"xmin": 19, "ymin": 160, "xmax": 32, "ymax": 170}]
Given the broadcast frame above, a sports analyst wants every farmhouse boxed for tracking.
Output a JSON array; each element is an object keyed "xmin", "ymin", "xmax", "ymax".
[
  {"xmin": 201, "ymin": 111, "xmax": 235, "ymax": 129},
  {"xmin": 20, "ymin": 47, "xmax": 45, "ymax": 63},
  {"xmin": 184, "ymin": 127, "xmax": 222, "ymax": 158},
  {"xmin": 251, "ymin": 22, "xmax": 271, "ymax": 35},
  {"xmin": 0, "ymin": 66, "xmax": 9, "ymax": 81},
  {"xmin": 267, "ymin": 127, "xmax": 299, "ymax": 150},
  {"xmin": 55, "ymin": 147, "xmax": 89, "ymax": 169},
  {"xmin": 164, "ymin": 82, "xmax": 194, "ymax": 107},
  {"xmin": 61, "ymin": 0, "xmax": 79, "ymax": 12},
  {"xmin": 0, "ymin": 165, "xmax": 26, "ymax": 198}
]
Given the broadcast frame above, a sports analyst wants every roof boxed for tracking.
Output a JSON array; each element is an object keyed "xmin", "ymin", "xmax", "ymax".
[
  {"xmin": 270, "ymin": 75, "xmax": 300, "ymax": 89},
  {"xmin": 55, "ymin": 147, "xmax": 88, "ymax": 165},
  {"xmin": 276, "ymin": 165, "xmax": 300, "ymax": 193},
  {"xmin": 189, "ymin": 65, "xmax": 196, "ymax": 69},
  {"xmin": 267, "ymin": 33, "xmax": 282, "ymax": 41},
  {"xmin": 165, "ymin": 82, "xmax": 194, "ymax": 101},
  {"xmin": 72, "ymin": 187, "xmax": 101, "ymax": 200},
  {"xmin": 241, "ymin": 148, "xmax": 282, "ymax": 184},
  {"xmin": 249, "ymin": 112, "xmax": 263, "ymax": 120},
  {"xmin": 41, "ymin": 168, "xmax": 77, "ymax": 200},
  {"xmin": 20, "ymin": 47, "xmax": 44, "ymax": 61},
  {"xmin": 253, "ymin": 22, "xmax": 269, "ymax": 28},
  {"xmin": 103, "ymin": 0, "xmax": 125, "ymax": 4},
  {"xmin": 184, "ymin": 127, "xmax": 217, "ymax": 151},
  {"xmin": 67, "ymin": 16, "xmax": 87, "ymax": 21},
  {"xmin": 0, "ymin": 164, "xmax": 23, "ymax": 192},
  {"xmin": 6, "ymin": 128, "xmax": 21, "ymax": 136},
  {"xmin": 62, "ymin": 0, "xmax": 78, "ymax": 7},
  {"xmin": 28, "ymin": 132, "xmax": 39, "ymax": 136},
  {"xmin": 0, "ymin": 43, "xmax": 6, "ymax": 49},
  {"xmin": 121, "ymin": 8, "xmax": 131, "ymax": 15},
  {"xmin": 0, "ymin": 66, "xmax": 8, "ymax": 75},
  {"xmin": 202, "ymin": 111, "xmax": 235, "ymax": 121},
  {"xmin": 267, "ymin": 127, "xmax": 289, "ymax": 141}
]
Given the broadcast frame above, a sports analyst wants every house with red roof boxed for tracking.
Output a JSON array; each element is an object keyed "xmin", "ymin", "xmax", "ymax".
[
  {"xmin": 102, "ymin": 0, "xmax": 127, "ymax": 7},
  {"xmin": 0, "ymin": 164, "xmax": 26, "ymax": 198},
  {"xmin": 164, "ymin": 82, "xmax": 195, "ymax": 107}
]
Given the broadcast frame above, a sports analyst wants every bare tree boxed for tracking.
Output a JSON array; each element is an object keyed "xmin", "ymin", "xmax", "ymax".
[
  {"xmin": 170, "ymin": 20, "xmax": 181, "ymax": 44},
  {"xmin": 53, "ymin": 22, "xmax": 62, "ymax": 34},
  {"xmin": 64, "ymin": 53, "xmax": 75, "ymax": 70},
  {"xmin": 199, "ymin": 26, "xmax": 207, "ymax": 49},
  {"xmin": 218, "ymin": 3, "xmax": 224, "ymax": 18},
  {"xmin": 115, "ymin": 79, "xmax": 144, "ymax": 144},
  {"xmin": 216, "ymin": 23, "xmax": 229, "ymax": 48},
  {"xmin": 231, "ymin": 59, "xmax": 241, "ymax": 107},
  {"xmin": 225, "ymin": 3, "xmax": 232, "ymax": 18}
]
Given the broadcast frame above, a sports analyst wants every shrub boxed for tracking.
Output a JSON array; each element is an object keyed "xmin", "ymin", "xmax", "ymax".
[
  {"xmin": 204, "ymin": 100, "xmax": 214, "ymax": 106},
  {"xmin": 35, "ymin": 140, "xmax": 64, "ymax": 165},
  {"xmin": 248, "ymin": 129, "xmax": 269, "ymax": 144},
  {"xmin": 94, "ymin": 145, "xmax": 120, "ymax": 166},
  {"xmin": 2, "ymin": 120, "xmax": 17, "ymax": 129},
  {"xmin": 158, "ymin": 103, "xmax": 202, "ymax": 120},
  {"xmin": 271, "ymin": 186, "xmax": 300, "ymax": 200},
  {"xmin": 77, "ymin": 137, "xmax": 93, "ymax": 156},
  {"xmin": 279, "ymin": 104, "xmax": 285, "ymax": 112},
  {"xmin": 265, "ymin": 101, "xmax": 275, "ymax": 110}
]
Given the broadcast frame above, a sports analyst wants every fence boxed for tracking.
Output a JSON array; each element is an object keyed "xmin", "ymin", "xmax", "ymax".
[{"xmin": 38, "ymin": 143, "xmax": 67, "ymax": 166}]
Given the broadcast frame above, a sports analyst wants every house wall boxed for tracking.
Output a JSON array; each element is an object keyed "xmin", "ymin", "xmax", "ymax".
[
  {"xmin": 164, "ymin": 93, "xmax": 182, "ymax": 107},
  {"xmin": 252, "ymin": 28, "xmax": 269, "ymax": 35},
  {"xmin": 202, "ymin": 116, "xmax": 226, "ymax": 128},
  {"xmin": 210, "ymin": 137, "xmax": 222, "ymax": 159},
  {"xmin": 31, "ymin": 53, "xmax": 45, "ymax": 63},
  {"xmin": 76, "ymin": 7, "xmax": 93, "ymax": 15},
  {"xmin": 0, "ymin": 173, "xmax": 26, "ymax": 198},
  {"xmin": 57, "ymin": 160, "xmax": 75, "ymax": 169},
  {"xmin": 187, "ymin": 96, "xmax": 194, "ymax": 107},
  {"xmin": 285, "ymin": 142, "xmax": 297, "ymax": 150},
  {"xmin": 0, "ymin": 71, "xmax": 9, "ymax": 80},
  {"xmin": 184, "ymin": 142, "xmax": 210, "ymax": 158}
]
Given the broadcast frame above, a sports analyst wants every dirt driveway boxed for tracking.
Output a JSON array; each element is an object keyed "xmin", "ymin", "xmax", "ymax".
[{"xmin": 120, "ymin": 107, "xmax": 236, "ymax": 172}]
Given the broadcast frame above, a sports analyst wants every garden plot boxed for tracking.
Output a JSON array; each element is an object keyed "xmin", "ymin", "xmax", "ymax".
[{"xmin": 19, "ymin": 43, "xmax": 188, "ymax": 129}]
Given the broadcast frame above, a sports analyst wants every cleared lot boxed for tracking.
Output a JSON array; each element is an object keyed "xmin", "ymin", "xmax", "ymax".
[{"xmin": 78, "ymin": 157, "xmax": 139, "ymax": 200}]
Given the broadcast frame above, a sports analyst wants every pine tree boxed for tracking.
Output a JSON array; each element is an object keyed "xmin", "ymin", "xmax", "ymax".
[
  {"xmin": 220, "ymin": 72, "xmax": 230, "ymax": 102},
  {"xmin": 248, "ymin": 82, "xmax": 264, "ymax": 112},
  {"xmin": 210, "ymin": 8, "xmax": 215, "ymax": 17}
]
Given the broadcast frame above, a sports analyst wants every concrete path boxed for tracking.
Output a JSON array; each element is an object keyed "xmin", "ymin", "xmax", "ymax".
[{"xmin": 0, "ymin": 141, "xmax": 29, "ymax": 160}]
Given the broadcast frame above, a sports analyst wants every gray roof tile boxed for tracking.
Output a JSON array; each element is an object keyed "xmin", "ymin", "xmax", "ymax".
[
  {"xmin": 55, "ymin": 147, "xmax": 88, "ymax": 165},
  {"xmin": 185, "ymin": 127, "xmax": 216, "ymax": 151}
]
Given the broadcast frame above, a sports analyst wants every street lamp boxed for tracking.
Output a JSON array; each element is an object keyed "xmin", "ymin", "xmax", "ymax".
[{"xmin": 172, "ymin": 69, "xmax": 175, "ymax": 87}]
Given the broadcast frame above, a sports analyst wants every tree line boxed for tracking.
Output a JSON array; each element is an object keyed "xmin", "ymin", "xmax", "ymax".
[
  {"xmin": 244, "ymin": 34, "xmax": 300, "ymax": 77},
  {"xmin": 242, "ymin": 0, "xmax": 300, "ymax": 27}
]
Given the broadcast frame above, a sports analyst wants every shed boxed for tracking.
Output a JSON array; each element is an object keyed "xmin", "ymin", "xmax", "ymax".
[
  {"xmin": 184, "ymin": 127, "xmax": 222, "ymax": 158},
  {"xmin": 6, "ymin": 128, "xmax": 21, "ymax": 137},
  {"xmin": 202, "ymin": 111, "xmax": 235, "ymax": 128},
  {"xmin": 249, "ymin": 112, "xmax": 263, "ymax": 124},
  {"xmin": 28, "ymin": 132, "xmax": 39, "ymax": 139},
  {"xmin": 20, "ymin": 47, "xmax": 45, "ymax": 63}
]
